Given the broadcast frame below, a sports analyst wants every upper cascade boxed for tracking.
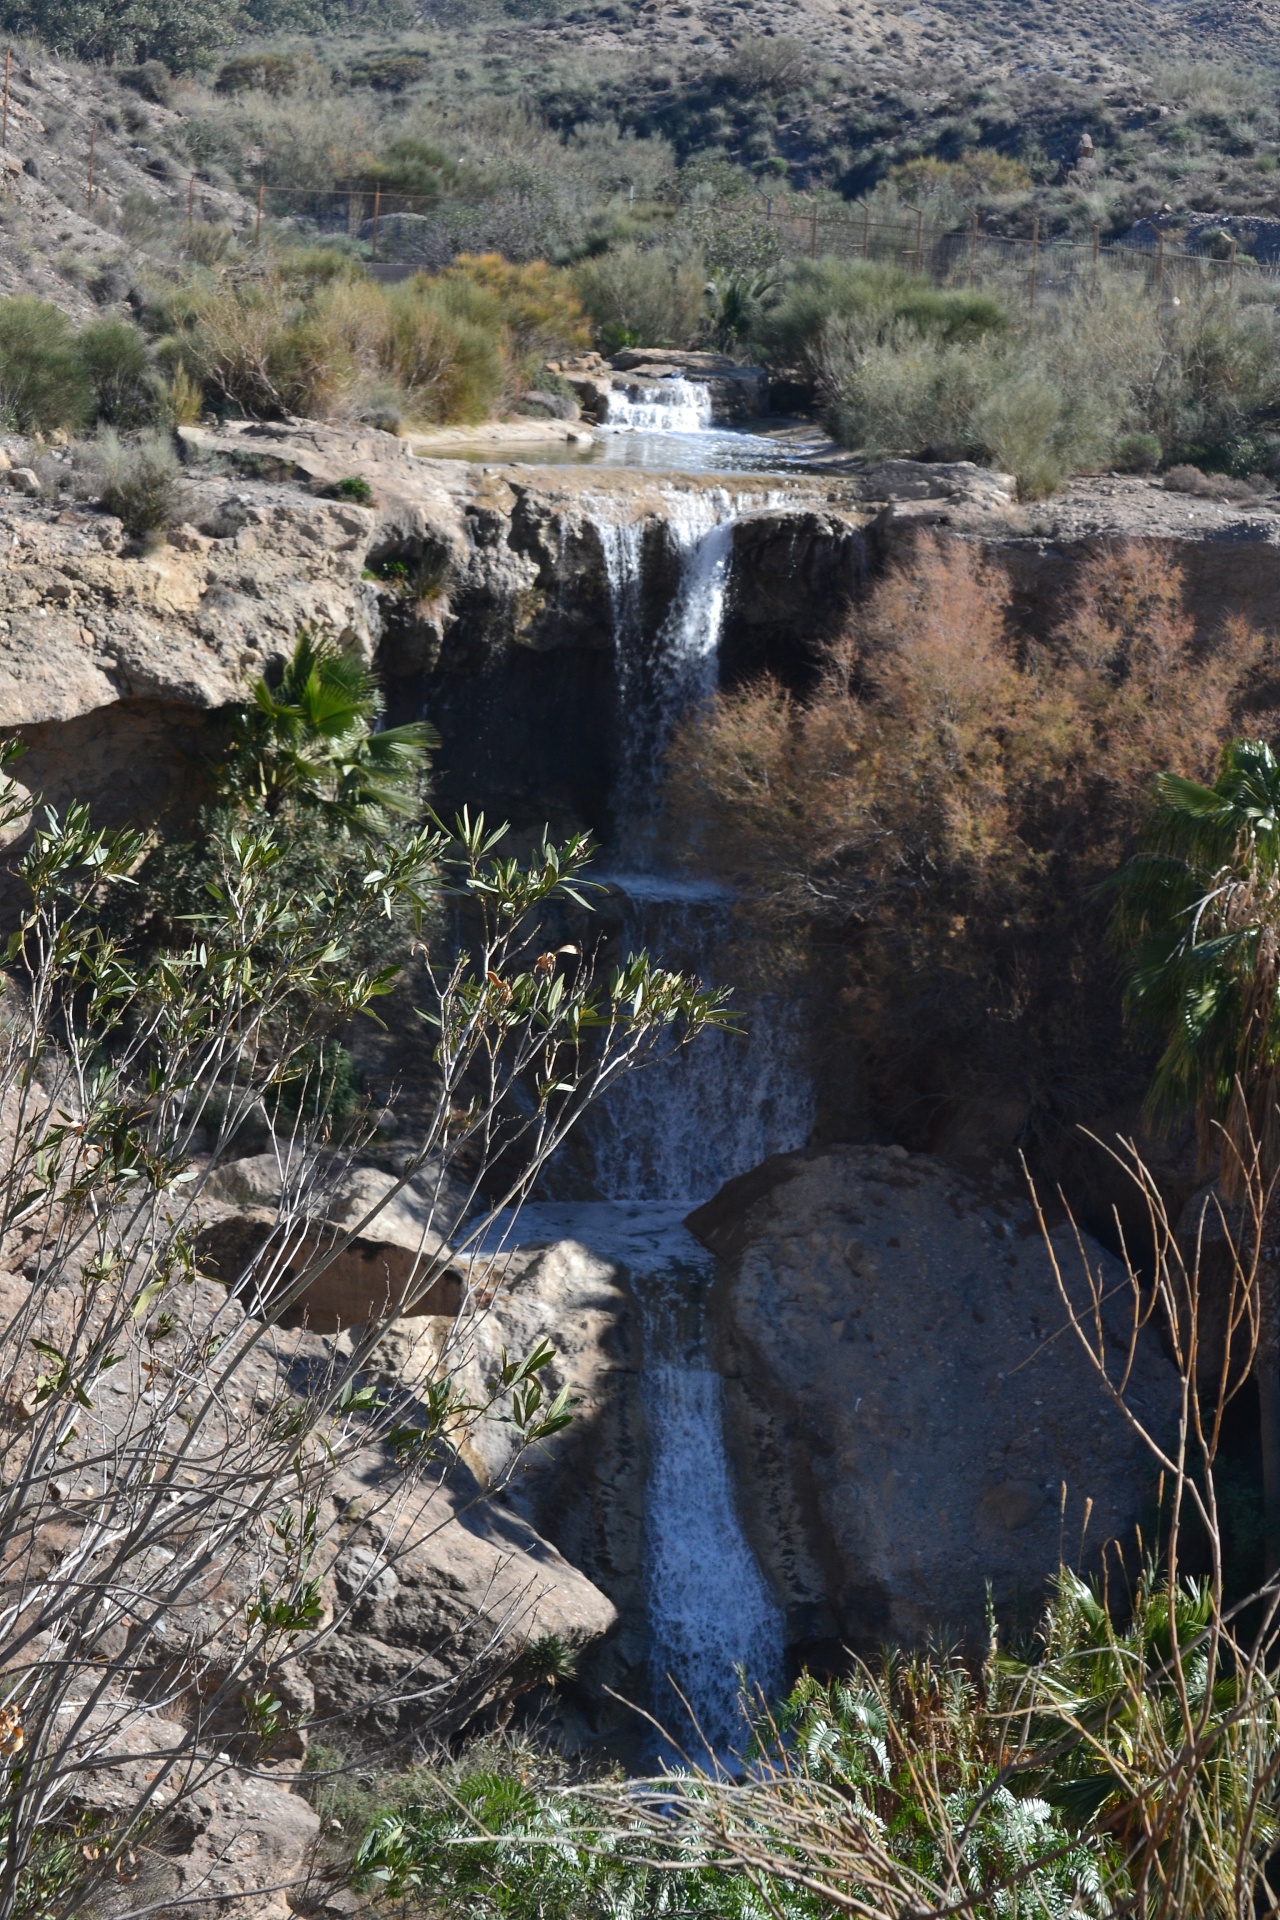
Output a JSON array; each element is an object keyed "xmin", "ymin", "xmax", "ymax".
[{"xmin": 605, "ymin": 375, "xmax": 715, "ymax": 434}]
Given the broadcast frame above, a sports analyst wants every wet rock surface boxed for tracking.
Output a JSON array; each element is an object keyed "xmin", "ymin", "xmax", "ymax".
[{"xmin": 691, "ymin": 1144, "xmax": 1181, "ymax": 1661}]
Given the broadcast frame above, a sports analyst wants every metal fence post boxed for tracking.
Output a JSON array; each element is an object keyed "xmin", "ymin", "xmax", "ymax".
[
  {"xmin": 1229, "ymin": 236, "xmax": 1238, "ymax": 295},
  {"xmin": 255, "ymin": 177, "xmax": 264, "ymax": 245},
  {"xmin": 809, "ymin": 202, "xmax": 818, "ymax": 257},
  {"xmin": 914, "ymin": 206, "xmax": 924, "ymax": 272},
  {"xmin": 371, "ymin": 185, "xmax": 381, "ymax": 262},
  {"xmin": 187, "ymin": 172, "xmax": 195, "ymax": 227},
  {"xmin": 968, "ymin": 208, "xmax": 977, "ymax": 285},
  {"xmin": 862, "ymin": 201, "xmax": 870, "ymax": 259},
  {"xmin": 1156, "ymin": 228, "xmax": 1165, "ymax": 301},
  {"xmin": 1029, "ymin": 213, "xmax": 1039, "ymax": 311},
  {"xmin": 87, "ymin": 120, "xmax": 95, "ymax": 212},
  {"xmin": 3, "ymin": 48, "xmax": 11, "ymax": 151}
]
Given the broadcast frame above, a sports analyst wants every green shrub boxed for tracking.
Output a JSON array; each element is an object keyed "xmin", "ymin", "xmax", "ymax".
[
  {"xmin": 330, "ymin": 475, "xmax": 374, "ymax": 503},
  {"xmin": 818, "ymin": 323, "xmax": 994, "ymax": 460},
  {"xmin": 0, "ymin": 298, "xmax": 91, "ymax": 433},
  {"xmin": 78, "ymin": 317, "xmax": 159, "ymax": 428},
  {"xmin": 759, "ymin": 257, "xmax": 1008, "ymax": 378},
  {"xmin": 573, "ymin": 243, "xmax": 707, "ymax": 350},
  {"xmin": 1114, "ymin": 430, "xmax": 1164, "ymax": 472},
  {"xmin": 96, "ymin": 430, "xmax": 182, "ymax": 539}
]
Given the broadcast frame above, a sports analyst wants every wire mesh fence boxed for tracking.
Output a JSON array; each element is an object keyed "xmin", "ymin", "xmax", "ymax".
[
  {"xmin": 45, "ymin": 128, "xmax": 1280, "ymax": 310},
  {"xmin": 762, "ymin": 204, "xmax": 1280, "ymax": 306}
]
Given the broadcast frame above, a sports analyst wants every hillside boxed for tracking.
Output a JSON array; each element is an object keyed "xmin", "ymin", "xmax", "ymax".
[{"xmin": 2, "ymin": 0, "xmax": 1280, "ymax": 328}]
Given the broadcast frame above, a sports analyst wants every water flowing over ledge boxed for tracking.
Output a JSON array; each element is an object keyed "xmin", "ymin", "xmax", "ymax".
[{"xmin": 498, "ymin": 479, "xmax": 814, "ymax": 1757}]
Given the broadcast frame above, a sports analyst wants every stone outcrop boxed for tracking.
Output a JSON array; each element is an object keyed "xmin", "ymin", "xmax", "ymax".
[
  {"xmin": 0, "ymin": 474, "xmax": 380, "ymax": 832},
  {"xmin": 690, "ymin": 1145, "xmax": 1181, "ymax": 1661},
  {"xmin": 195, "ymin": 1154, "xmax": 467, "ymax": 1331},
  {"xmin": 1, "ymin": 421, "xmax": 871, "ymax": 843},
  {"xmin": 0, "ymin": 1231, "xmax": 618, "ymax": 1909},
  {"xmin": 11, "ymin": 419, "xmax": 1280, "ymax": 857},
  {"xmin": 343, "ymin": 1235, "xmax": 650, "ymax": 1700},
  {"xmin": 72, "ymin": 1713, "xmax": 320, "ymax": 1920}
]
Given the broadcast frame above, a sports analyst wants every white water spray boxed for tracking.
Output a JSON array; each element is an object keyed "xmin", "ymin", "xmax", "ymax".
[{"xmin": 605, "ymin": 375, "xmax": 715, "ymax": 433}]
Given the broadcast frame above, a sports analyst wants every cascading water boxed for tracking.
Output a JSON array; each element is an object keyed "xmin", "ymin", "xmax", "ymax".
[
  {"xmin": 605, "ymin": 375, "xmax": 715, "ymax": 434},
  {"xmin": 528, "ymin": 480, "xmax": 812, "ymax": 1756}
]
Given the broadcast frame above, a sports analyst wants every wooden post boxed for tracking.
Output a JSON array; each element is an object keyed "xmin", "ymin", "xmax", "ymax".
[
  {"xmin": 255, "ymin": 176, "xmax": 264, "ymax": 246},
  {"xmin": 914, "ymin": 205, "xmax": 924, "ymax": 272},
  {"xmin": 371, "ymin": 184, "xmax": 381, "ymax": 262},
  {"xmin": 809, "ymin": 202, "xmax": 818, "ymax": 257},
  {"xmin": 2, "ymin": 48, "xmax": 11, "ymax": 151},
  {"xmin": 862, "ymin": 200, "xmax": 871, "ymax": 259},
  {"xmin": 968, "ymin": 207, "xmax": 978, "ymax": 285},
  {"xmin": 1029, "ymin": 212, "xmax": 1039, "ymax": 312},
  {"xmin": 86, "ymin": 120, "xmax": 95, "ymax": 212}
]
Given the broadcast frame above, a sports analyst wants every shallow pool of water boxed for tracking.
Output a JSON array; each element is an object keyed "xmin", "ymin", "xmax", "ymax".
[{"xmin": 435, "ymin": 424, "xmax": 831, "ymax": 475}]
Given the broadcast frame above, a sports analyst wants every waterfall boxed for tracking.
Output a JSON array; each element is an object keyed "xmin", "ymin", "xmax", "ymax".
[
  {"xmin": 605, "ymin": 376, "xmax": 715, "ymax": 433},
  {"xmin": 593, "ymin": 486, "xmax": 746, "ymax": 832},
  {"xmin": 502, "ymin": 479, "xmax": 810, "ymax": 1758},
  {"xmin": 641, "ymin": 1251, "xmax": 785, "ymax": 1759},
  {"xmin": 581, "ymin": 482, "xmax": 810, "ymax": 1755}
]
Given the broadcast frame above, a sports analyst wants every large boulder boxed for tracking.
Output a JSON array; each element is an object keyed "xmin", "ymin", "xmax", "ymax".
[
  {"xmin": 307, "ymin": 1451, "xmax": 619, "ymax": 1742},
  {"xmin": 195, "ymin": 1155, "xmax": 467, "ymax": 1330},
  {"xmin": 690, "ymin": 1145, "xmax": 1181, "ymax": 1662}
]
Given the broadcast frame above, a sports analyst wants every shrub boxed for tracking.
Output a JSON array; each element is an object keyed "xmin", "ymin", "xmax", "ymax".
[
  {"xmin": 78, "ymin": 316, "xmax": 160, "ymax": 428},
  {"xmin": 818, "ymin": 324, "xmax": 992, "ymax": 460},
  {"xmin": 215, "ymin": 52, "xmax": 299, "ymax": 96},
  {"xmin": 722, "ymin": 34, "xmax": 812, "ymax": 97},
  {"xmin": 665, "ymin": 536, "xmax": 1267, "ymax": 1149},
  {"xmin": 0, "ymin": 297, "xmax": 91, "ymax": 432},
  {"xmin": 96, "ymin": 430, "xmax": 182, "ymax": 538},
  {"xmin": 573, "ymin": 243, "xmax": 707, "ymax": 350},
  {"xmin": 119, "ymin": 59, "xmax": 174, "ymax": 104},
  {"xmin": 357, "ymin": 136, "xmax": 472, "ymax": 205},
  {"xmin": 168, "ymin": 256, "xmax": 580, "ymax": 426},
  {"xmin": 438, "ymin": 253, "xmax": 590, "ymax": 379},
  {"xmin": 1114, "ymin": 429, "xmax": 1164, "ymax": 471},
  {"xmin": 759, "ymin": 257, "xmax": 1008, "ymax": 381},
  {"xmin": 330, "ymin": 475, "xmax": 374, "ymax": 502}
]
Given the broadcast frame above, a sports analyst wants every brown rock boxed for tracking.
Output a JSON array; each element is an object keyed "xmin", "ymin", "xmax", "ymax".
[{"xmin": 691, "ymin": 1144, "xmax": 1180, "ymax": 1658}]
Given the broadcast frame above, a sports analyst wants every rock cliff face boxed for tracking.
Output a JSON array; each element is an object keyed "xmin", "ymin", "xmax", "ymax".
[
  {"xmin": 9, "ymin": 425, "xmax": 1280, "ymax": 856},
  {"xmin": 1, "ymin": 423, "xmax": 871, "ymax": 845},
  {"xmin": 691, "ymin": 1145, "xmax": 1180, "ymax": 1661}
]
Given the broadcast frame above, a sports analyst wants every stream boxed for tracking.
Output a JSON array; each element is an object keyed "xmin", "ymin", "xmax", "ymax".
[{"xmin": 491, "ymin": 389, "xmax": 813, "ymax": 1757}]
